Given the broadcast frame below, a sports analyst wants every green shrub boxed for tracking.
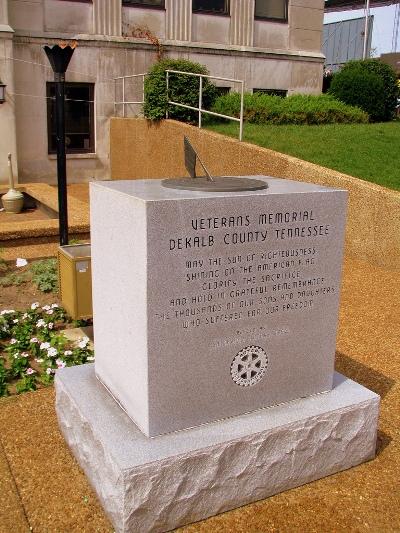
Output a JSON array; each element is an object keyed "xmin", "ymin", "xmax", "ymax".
[
  {"xmin": 332, "ymin": 59, "xmax": 398, "ymax": 121},
  {"xmin": 211, "ymin": 92, "xmax": 368, "ymax": 125},
  {"xmin": 0, "ymin": 357, "xmax": 8, "ymax": 397},
  {"xmin": 0, "ymin": 271, "xmax": 30, "ymax": 287},
  {"xmin": 30, "ymin": 259, "xmax": 58, "ymax": 293},
  {"xmin": 143, "ymin": 58, "xmax": 217, "ymax": 122}
]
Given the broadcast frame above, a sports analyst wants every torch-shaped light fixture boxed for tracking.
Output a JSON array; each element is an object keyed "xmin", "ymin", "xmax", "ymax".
[{"xmin": 44, "ymin": 42, "xmax": 76, "ymax": 246}]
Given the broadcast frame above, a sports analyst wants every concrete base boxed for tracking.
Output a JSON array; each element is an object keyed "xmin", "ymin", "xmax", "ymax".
[{"xmin": 55, "ymin": 365, "xmax": 379, "ymax": 533}]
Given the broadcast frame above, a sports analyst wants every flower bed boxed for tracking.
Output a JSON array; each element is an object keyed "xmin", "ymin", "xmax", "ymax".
[{"xmin": 0, "ymin": 303, "xmax": 94, "ymax": 396}]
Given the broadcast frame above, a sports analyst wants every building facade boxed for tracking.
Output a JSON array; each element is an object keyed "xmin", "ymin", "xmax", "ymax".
[{"xmin": 0, "ymin": 0, "xmax": 325, "ymax": 184}]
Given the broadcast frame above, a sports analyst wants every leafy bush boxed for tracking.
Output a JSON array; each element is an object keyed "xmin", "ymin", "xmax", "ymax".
[
  {"xmin": 330, "ymin": 59, "xmax": 398, "ymax": 121},
  {"xmin": 211, "ymin": 92, "xmax": 368, "ymax": 125},
  {"xmin": 0, "ymin": 357, "xmax": 8, "ymax": 397},
  {"xmin": 0, "ymin": 271, "xmax": 30, "ymax": 287},
  {"xmin": 30, "ymin": 259, "xmax": 58, "ymax": 293},
  {"xmin": 143, "ymin": 58, "xmax": 217, "ymax": 122}
]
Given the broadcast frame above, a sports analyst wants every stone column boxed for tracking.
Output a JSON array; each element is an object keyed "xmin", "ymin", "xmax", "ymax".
[
  {"xmin": 165, "ymin": 0, "xmax": 191, "ymax": 42},
  {"xmin": 230, "ymin": 0, "xmax": 254, "ymax": 47},
  {"xmin": 93, "ymin": 0, "xmax": 121, "ymax": 36},
  {"xmin": 0, "ymin": 0, "xmax": 18, "ymax": 184}
]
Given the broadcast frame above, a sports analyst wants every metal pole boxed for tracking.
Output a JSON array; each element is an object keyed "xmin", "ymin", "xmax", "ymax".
[
  {"xmin": 55, "ymin": 72, "xmax": 68, "ymax": 246},
  {"xmin": 114, "ymin": 78, "xmax": 116, "ymax": 116},
  {"xmin": 239, "ymin": 81, "xmax": 244, "ymax": 142},
  {"xmin": 198, "ymin": 76, "xmax": 203, "ymax": 129},
  {"xmin": 166, "ymin": 70, "xmax": 169, "ymax": 119},
  {"xmin": 363, "ymin": 0, "xmax": 370, "ymax": 59},
  {"xmin": 44, "ymin": 43, "xmax": 75, "ymax": 247},
  {"xmin": 122, "ymin": 76, "xmax": 126, "ymax": 118}
]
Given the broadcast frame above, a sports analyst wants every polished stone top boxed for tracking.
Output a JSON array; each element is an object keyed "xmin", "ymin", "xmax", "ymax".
[{"xmin": 91, "ymin": 177, "xmax": 346, "ymax": 202}]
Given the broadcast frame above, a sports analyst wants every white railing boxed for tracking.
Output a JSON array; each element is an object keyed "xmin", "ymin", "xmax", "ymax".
[
  {"xmin": 166, "ymin": 70, "xmax": 244, "ymax": 141},
  {"xmin": 114, "ymin": 73, "xmax": 147, "ymax": 117}
]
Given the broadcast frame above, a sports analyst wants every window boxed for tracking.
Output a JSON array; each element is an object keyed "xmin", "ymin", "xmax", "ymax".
[
  {"xmin": 193, "ymin": 0, "xmax": 230, "ymax": 15},
  {"xmin": 253, "ymin": 88, "xmax": 287, "ymax": 97},
  {"xmin": 215, "ymin": 86, "xmax": 231, "ymax": 96},
  {"xmin": 122, "ymin": 0, "xmax": 165, "ymax": 7},
  {"xmin": 47, "ymin": 82, "xmax": 94, "ymax": 154},
  {"xmin": 255, "ymin": 0, "xmax": 288, "ymax": 21}
]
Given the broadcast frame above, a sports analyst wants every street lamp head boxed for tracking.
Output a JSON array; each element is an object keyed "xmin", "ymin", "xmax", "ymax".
[
  {"xmin": 44, "ymin": 41, "xmax": 77, "ymax": 76},
  {"xmin": 0, "ymin": 81, "xmax": 6, "ymax": 104}
]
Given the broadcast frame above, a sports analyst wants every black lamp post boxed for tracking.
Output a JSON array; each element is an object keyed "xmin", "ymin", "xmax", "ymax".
[
  {"xmin": 44, "ymin": 43, "xmax": 76, "ymax": 246},
  {"xmin": 0, "ymin": 81, "xmax": 6, "ymax": 104}
]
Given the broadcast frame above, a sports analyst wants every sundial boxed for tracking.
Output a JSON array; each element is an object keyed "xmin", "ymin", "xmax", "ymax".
[{"xmin": 161, "ymin": 136, "xmax": 268, "ymax": 192}]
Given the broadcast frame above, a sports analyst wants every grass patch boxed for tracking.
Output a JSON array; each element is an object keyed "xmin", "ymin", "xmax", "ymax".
[
  {"xmin": 207, "ymin": 121, "xmax": 400, "ymax": 191},
  {"xmin": 0, "ymin": 258, "xmax": 58, "ymax": 292}
]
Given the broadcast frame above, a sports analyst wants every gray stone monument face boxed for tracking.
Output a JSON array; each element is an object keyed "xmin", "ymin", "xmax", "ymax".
[{"xmin": 90, "ymin": 177, "xmax": 347, "ymax": 437}]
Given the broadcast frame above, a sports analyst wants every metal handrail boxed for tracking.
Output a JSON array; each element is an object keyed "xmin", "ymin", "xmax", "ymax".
[
  {"xmin": 114, "ymin": 73, "xmax": 147, "ymax": 117},
  {"xmin": 165, "ymin": 70, "xmax": 244, "ymax": 141}
]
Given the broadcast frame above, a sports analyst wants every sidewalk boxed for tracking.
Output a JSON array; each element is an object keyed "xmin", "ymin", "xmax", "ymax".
[{"xmin": 0, "ymin": 255, "xmax": 399, "ymax": 533}]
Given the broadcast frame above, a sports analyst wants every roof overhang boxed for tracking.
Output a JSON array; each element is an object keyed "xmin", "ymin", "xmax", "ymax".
[{"xmin": 325, "ymin": 0, "xmax": 399, "ymax": 13}]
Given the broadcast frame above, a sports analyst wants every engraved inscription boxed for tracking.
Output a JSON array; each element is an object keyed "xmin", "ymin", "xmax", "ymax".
[{"xmin": 154, "ymin": 207, "xmax": 341, "ymax": 333}]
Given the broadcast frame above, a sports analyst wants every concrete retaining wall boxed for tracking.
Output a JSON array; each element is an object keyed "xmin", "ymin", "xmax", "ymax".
[{"xmin": 110, "ymin": 118, "xmax": 400, "ymax": 270}]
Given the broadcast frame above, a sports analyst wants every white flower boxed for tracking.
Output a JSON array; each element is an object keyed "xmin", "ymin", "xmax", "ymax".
[
  {"xmin": 56, "ymin": 359, "xmax": 66, "ymax": 369},
  {"xmin": 13, "ymin": 319, "xmax": 19, "ymax": 324},
  {"xmin": 48, "ymin": 322, "xmax": 54, "ymax": 330},
  {"xmin": 31, "ymin": 302, "xmax": 39, "ymax": 310},
  {"xmin": 47, "ymin": 347, "xmax": 58, "ymax": 358},
  {"xmin": 87, "ymin": 356, "xmax": 95, "ymax": 361},
  {"xmin": 20, "ymin": 352, "xmax": 29, "ymax": 358},
  {"xmin": 1, "ymin": 309, "xmax": 15, "ymax": 315},
  {"xmin": 13, "ymin": 353, "xmax": 19, "ymax": 359},
  {"xmin": 30, "ymin": 337, "xmax": 39, "ymax": 343},
  {"xmin": 42, "ymin": 305, "xmax": 51, "ymax": 311},
  {"xmin": 35, "ymin": 358, "xmax": 44, "ymax": 363},
  {"xmin": 40, "ymin": 342, "xmax": 50, "ymax": 350},
  {"xmin": 26, "ymin": 368, "xmax": 36, "ymax": 375},
  {"xmin": 10, "ymin": 338, "xmax": 17, "ymax": 345},
  {"xmin": 78, "ymin": 337, "xmax": 90, "ymax": 349},
  {"xmin": 46, "ymin": 309, "xmax": 54, "ymax": 315},
  {"xmin": 36, "ymin": 319, "xmax": 46, "ymax": 328},
  {"xmin": 51, "ymin": 303, "xmax": 59, "ymax": 309},
  {"xmin": 46, "ymin": 367, "xmax": 54, "ymax": 375},
  {"xmin": 22, "ymin": 313, "xmax": 28, "ymax": 320},
  {"xmin": 64, "ymin": 350, "xmax": 73, "ymax": 356},
  {"xmin": 16, "ymin": 258, "xmax": 28, "ymax": 268}
]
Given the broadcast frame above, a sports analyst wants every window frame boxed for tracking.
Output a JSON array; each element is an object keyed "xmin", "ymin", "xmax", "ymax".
[
  {"xmin": 254, "ymin": 0, "xmax": 289, "ymax": 23},
  {"xmin": 192, "ymin": 0, "xmax": 230, "ymax": 16},
  {"xmin": 122, "ymin": 0, "xmax": 165, "ymax": 9},
  {"xmin": 46, "ymin": 81, "xmax": 95, "ymax": 155},
  {"xmin": 253, "ymin": 88, "xmax": 288, "ymax": 97}
]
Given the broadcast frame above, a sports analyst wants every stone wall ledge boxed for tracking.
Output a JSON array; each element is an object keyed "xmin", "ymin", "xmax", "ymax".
[
  {"xmin": 110, "ymin": 118, "xmax": 400, "ymax": 271},
  {"xmin": 12, "ymin": 32, "xmax": 324, "ymax": 62}
]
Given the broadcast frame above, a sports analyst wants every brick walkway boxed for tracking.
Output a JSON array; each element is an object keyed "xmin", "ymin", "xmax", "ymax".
[{"xmin": 0, "ymin": 256, "xmax": 399, "ymax": 532}]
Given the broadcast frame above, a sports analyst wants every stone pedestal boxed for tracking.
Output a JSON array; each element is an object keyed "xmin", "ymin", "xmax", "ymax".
[{"xmin": 56, "ymin": 364, "xmax": 379, "ymax": 533}]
